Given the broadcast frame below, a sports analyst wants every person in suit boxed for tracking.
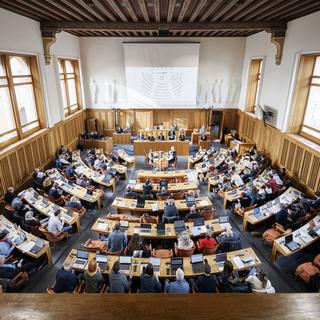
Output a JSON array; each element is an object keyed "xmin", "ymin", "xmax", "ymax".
[
  {"xmin": 147, "ymin": 134, "xmax": 155, "ymax": 141},
  {"xmin": 140, "ymin": 263, "xmax": 161, "ymax": 293},
  {"xmin": 4, "ymin": 187, "xmax": 15, "ymax": 205},
  {"xmin": 200, "ymin": 134, "xmax": 208, "ymax": 141},
  {"xmin": 275, "ymin": 203, "xmax": 289, "ymax": 227},
  {"xmin": 53, "ymin": 261, "xmax": 79, "ymax": 293},
  {"xmin": 168, "ymin": 129, "xmax": 175, "ymax": 140},
  {"xmin": 142, "ymin": 179, "xmax": 153, "ymax": 195},
  {"xmin": 165, "ymin": 268, "xmax": 189, "ymax": 293},
  {"xmin": 65, "ymin": 196, "xmax": 83, "ymax": 211},
  {"xmin": 137, "ymin": 132, "xmax": 145, "ymax": 141},
  {"xmin": 123, "ymin": 187, "xmax": 139, "ymax": 199},
  {"xmin": 11, "ymin": 193, "xmax": 29, "ymax": 223},
  {"xmin": 64, "ymin": 165, "xmax": 75, "ymax": 179},
  {"xmin": 185, "ymin": 205, "xmax": 201, "ymax": 221},
  {"xmin": 157, "ymin": 187, "xmax": 170, "ymax": 199},
  {"xmin": 162, "ymin": 199, "xmax": 179, "ymax": 223},
  {"xmin": 178, "ymin": 131, "xmax": 186, "ymax": 141},
  {"xmin": 191, "ymin": 260, "xmax": 217, "ymax": 293},
  {"xmin": 158, "ymin": 132, "xmax": 165, "ymax": 141},
  {"xmin": 115, "ymin": 126, "xmax": 123, "ymax": 134}
]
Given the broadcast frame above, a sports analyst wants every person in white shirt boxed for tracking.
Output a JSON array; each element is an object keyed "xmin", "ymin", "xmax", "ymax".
[
  {"xmin": 246, "ymin": 269, "xmax": 275, "ymax": 293},
  {"xmin": 231, "ymin": 174, "xmax": 244, "ymax": 188},
  {"xmin": 48, "ymin": 210, "xmax": 73, "ymax": 235}
]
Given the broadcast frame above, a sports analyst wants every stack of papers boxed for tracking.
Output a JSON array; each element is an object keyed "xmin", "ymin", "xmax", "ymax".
[
  {"xmin": 192, "ymin": 225, "xmax": 207, "ymax": 236},
  {"xmin": 97, "ymin": 223, "xmax": 108, "ymax": 231},
  {"xmin": 152, "ymin": 203, "xmax": 158, "ymax": 212},
  {"xmin": 19, "ymin": 240, "xmax": 35, "ymax": 253},
  {"xmin": 198, "ymin": 200, "xmax": 209, "ymax": 206}
]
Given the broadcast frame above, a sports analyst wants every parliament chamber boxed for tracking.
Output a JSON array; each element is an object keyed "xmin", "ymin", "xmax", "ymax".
[{"xmin": 0, "ymin": 1, "xmax": 319, "ymax": 319}]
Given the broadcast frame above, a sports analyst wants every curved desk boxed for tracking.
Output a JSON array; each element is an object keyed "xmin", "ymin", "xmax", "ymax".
[
  {"xmin": 129, "ymin": 181, "xmax": 198, "ymax": 193},
  {"xmin": 136, "ymin": 170, "xmax": 189, "ymax": 182}
]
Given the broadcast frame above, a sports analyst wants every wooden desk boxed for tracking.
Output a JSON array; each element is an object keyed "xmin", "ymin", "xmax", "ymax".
[
  {"xmin": 230, "ymin": 140, "xmax": 254, "ymax": 154},
  {"xmin": 64, "ymin": 247, "xmax": 260, "ymax": 278},
  {"xmin": 112, "ymin": 197, "xmax": 213, "ymax": 215},
  {"xmin": 113, "ymin": 133, "xmax": 131, "ymax": 144},
  {"xmin": 199, "ymin": 140, "xmax": 211, "ymax": 150},
  {"xmin": 191, "ymin": 132, "xmax": 211, "ymax": 144},
  {"xmin": 188, "ymin": 150, "xmax": 207, "ymax": 169},
  {"xmin": 272, "ymin": 214, "xmax": 320, "ymax": 262},
  {"xmin": 134, "ymin": 140, "xmax": 189, "ymax": 156},
  {"xmin": 116, "ymin": 149, "xmax": 135, "ymax": 166},
  {"xmin": 2, "ymin": 294, "xmax": 320, "ymax": 320},
  {"xmin": 194, "ymin": 149, "xmax": 227, "ymax": 176},
  {"xmin": 0, "ymin": 215, "xmax": 52, "ymax": 264},
  {"xmin": 92, "ymin": 218, "xmax": 224, "ymax": 239},
  {"xmin": 48, "ymin": 169, "xmax": 101, "ymax": 209},
  {"xmin": 242, "ymin": 187, "xmax": 303, "ymax": 232},
  {"xmin": 129, "ymin": 181, "xmax": 198, "ymax": 193},
  {"xmin": 136, "ymin": 170, "xmax": 189, "ymax": 182},
  {"xmin": 79, "ymin": 137, "xmax": 113, "ymax": 154},
  {"xmin": 72, "ymin": 151, "xmax": 116, "ymax": 192},
  {"xmin": 138, "ymin": 128, "xmax": 189, "ymax": 141},
  {"xmin": 224, "ymin": 134, "xmax": 234, "ymax": 147},
  {"xmin": 22, "ymin": 188, "xmax": 80, "ymax": 232}
]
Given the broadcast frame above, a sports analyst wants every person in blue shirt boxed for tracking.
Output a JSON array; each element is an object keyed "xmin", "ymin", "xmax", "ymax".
[
  {"xmin": 0, "ymin": 230, "xmax": 16, "ymax": 257},
  {"xmin": 275, "ymin": 203, "xmax": 289, "ymax": 228},
  {"xmin": 165, "ymin": 268, "xmax": 190, "ymax": 293},
  {"xmin": 108, "ymin": 222, "xmax": 127, "ymax": 253}
]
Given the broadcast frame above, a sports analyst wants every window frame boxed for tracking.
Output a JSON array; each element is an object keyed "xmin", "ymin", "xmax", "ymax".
[
  {"xmin": 58, "ymin": 58, "xmax": 82, "ymax": 117},
  {"xmin": 0, "ymin": 53, "xmax": 44, "ymax": 149}
]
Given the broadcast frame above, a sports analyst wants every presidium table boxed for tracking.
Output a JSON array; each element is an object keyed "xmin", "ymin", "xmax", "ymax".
[{"xmin": 134, "ymin": 140, "xmax": 190, "ymax": 156}]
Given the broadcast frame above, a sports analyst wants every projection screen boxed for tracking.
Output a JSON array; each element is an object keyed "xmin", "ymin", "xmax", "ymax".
[{"xmin": 123, "ymin": 43, "xmax": 200, "ymax": 107}]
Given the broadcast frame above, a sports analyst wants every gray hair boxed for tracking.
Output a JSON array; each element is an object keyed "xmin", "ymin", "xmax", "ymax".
[{"xmin": 176, "ymin": 268, "xmax": 184, "ymax": 281}]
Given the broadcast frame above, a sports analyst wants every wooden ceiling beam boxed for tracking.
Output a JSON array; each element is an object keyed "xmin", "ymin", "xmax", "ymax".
[
  {"xmin": 91, "ymin": 0, "xmax": 117, "ymax": 21},
  {"xmin": 233, "ymin": 0, "xmax": 279, "ymax": 21},
  {"xmin": 154, "ymin": 0, "xmax": 160, "ymax": 22},
  {"xmin": 199, "ymin": 0, "xmax": 224, "ymax": 22},
  {"xmin": 221, "ymin": 0, "xmax": 256, "ymax": 21},
  {"xmin": 43, "ymin": 0, "xmax": 85, "ymax": 20},
  {"xmin": 211, "ymin": 0, "xmax": 239, "ymax": 22},
  {"xmin": 0, "ymin": 2, "xmax": 42, "ymax": 20},
  {"xmin": 177, "ymin": 0, "xmax": 192, "ymax": 22},
  {"xmin": 122, "ymin": 0, "xmax": 138, "ymax": 22},
  {"xmin": 107, "ymin": 0, "xmax": 128, "ymax": 22},
  {"xmin": 189, "ymin": 0, "xmax": 207, "ymax": 22},
  {"xmin": 75, "ymin": 0, "xmax": 105, "ymax": 21},
  {"xmin": 138, "ymin": 0, "xmax": 150, "ymax": 22},
  {"xmin": 167, "ymin": 0, "xmax": 176, "ymax": 22},
  {"xmin": 60, "ymin": 0, "xmax": 96, "ymax": 21},
  {"xmin": 41, "ymin": 20, "xmax": 287, "ymax": 32},
  {"xmin": 279, "ymin": 4, "xmax": 320, "ymax": 21}
]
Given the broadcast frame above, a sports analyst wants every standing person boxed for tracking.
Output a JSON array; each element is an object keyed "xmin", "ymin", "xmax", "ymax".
[
  {"xmin": 108, "ymin": 222, "xmax": 127, "ymax": 253},
  {"xmin": 140, "ymin": 263, "xmax": 161, "ymax": 293}
]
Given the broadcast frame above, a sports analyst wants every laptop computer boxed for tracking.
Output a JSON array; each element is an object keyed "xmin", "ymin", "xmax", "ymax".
[
  {"xmin": 186, "ymin": 196, "xmax": 195, "ymax": 208},
  {"xmin": 284, "ymin": 234, "xmax": 300, "ymax": 251},
  {"xmin": 34, "ymin": 192, "xmax": 40, "ymax": 200},
  {"xmin": 140, "ymin": 223, "xmax": 152, "ymax": 234},
  {"xmin": 96, "ymin": 254, "xmax": 108, "ymax": 271},
  {"xmin": 68, "ymin": 180, "xmax": 74, "ymax": 187},
  {"xmin": 191, "ymin": 254, "xmax": 204, "ymax": 273},
  {"xmin": 150, "ymin": 257, "xmax": 161, "ymax": 273},
  {"xmin": 38, "ymin": 197, "xmax": 49, "ymax": 209},
  {"xmin": 119, "ymin": 256, "xmax": 132, "ymax": 272},
  {"xmin": 73, "ymin": 250, "xmax": 89, "ymax": 270},
  {"xmin": 174, "ymin": 220, "xmax": 186, "ymax": 235},
  {"xmin": 219, "ymin": 216, "xmax": 229, "ymax": 224},
  {"xmin": 157, "ymin": 224, "xmax": 165, "ymax": 236},
  {"xmin": 168, "ymin": 257, "xmax": 183, "ymax": 275},
  {"xmin": 216, "ymin": 253, "xmax": 227, "ymax": 271},
  {"xmin": 194, "ymin": 217, "xmax": 205, "ymax": 227}
]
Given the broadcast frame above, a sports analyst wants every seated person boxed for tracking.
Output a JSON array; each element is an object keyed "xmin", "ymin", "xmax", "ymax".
[
  {"xmin": 123, "ymin": 186, "xmax": 139, "ymax": 199},
  {"xmin": 168, "ymin": 146, "xmax": 177, "ymax": 165},
  {"xmin": 301, "ymin": 191, "xmax": 320, "ymax": 211},
  {"xmin": 147, "ymin": 134, "xmax": 155, "ymax": 141},
  {"xmin": 123, "ymin": 124, "xmax": 131, "ymax": 133},
  {"xmin": 65, "ymin": 196, "xmax": 83, "ymax": 211},
  {"xmin": 218, "ymin": 226, "xmax": 241, "ymax": 251},
  {"xmin": 115, "ymin": 126, "xmax": 123, "ymax": 134},
  {"xmin": 162, "ymin": 199, "xmax": 179, "ymax": 223},
  {"xmin": 219, "ymin": 260, "xmax": 242, "ymax": 293},
  {"xmin": 4, "ymin": 186, "xmax": 15, "ymax": 205},
  {"xmin": 109, "ymin": 260, "xmax": 132, "ymax": 293},
  {"xmin": 58, "ymin": 145, "xmax": 67, "ymax": 156},
  {"xmin": 235, "ymin": 192, "xmax": 251, "ymax": 211},
  {"xmin": 140, "ymin": 263, "xmax": 161, "ymax": 293},
  {"xmin": 200, "ymin": 134, "xmax": 208, "ymax": 141},
  {"xmin": 0, "ymin": 230, "xmax": 16, "ymax": 257},
  {"xmin": 107, "ymin": 222, "xmax": 127, "ymax": 253},
  {"xmin": 267, "ymin": 174, "xmax": 277, "ymax": 193},
  {"xmin": 137, "ymin": 132, "xmax": 145, "ymax": 140},
  {"xmin": 42, "ymin": 175, "xmax": 53, "ymax": 193},
  {"xmin": 245, "ymin": 268, "xmax": 275, "ymax": 293},
  {"xmin": 142, "ymin": 179, "xmax": 153, "ymax": 195},
  {"xmin": 11, "ymin": 193, "xmax": 29, "ymax": 222},
  {"xmin": 199, "ymin": 126, "xmax": 206, "ymax": 134},
  {"xmin": 246, "ymin": 186, "xmax": 259, "ymax": 206},
  {"xmin": 177, "ymin": 231, "xmax": 194, "ymax": 250},
  {"xmin": 48, "ymin": 210, "xmax": 73, "ymax": 235},
  {"xmin": 178, "ymin": 131, "xmax": 186, "ymax": 141},
  {"xmin": 185, "ymin": 205, "xmax": 201, "ymax": 221},
  {"xmin": 34, "ymin": 171, "xmax": 46, "ymax": 190},
  {"xmin": 275, "ymin": 203, "xmax": 289, "ymax": 228},
  {"xmin": 231, "ymin": 173, "xmax": 244, "ymax": 188},
  {"xmin": 168, "ymin": 129, "xmax": 175, "ymax": 140},
  {"xmin": 24, "ymin": 210, "xmax": 41, "ymax": 228},
  {"xmin": 197, "ymin": 231, "xmax": 217, "ymax": 251},
  {"xmin": 190, "ymin": 260, "xmax": 217, "ymax": 293},
  {"xmin": 229, "ymin": 148, "xmax": 238, "ymax": 159},
  {"xmin": 125, "ymin": 233, "xmax": 147, "ymax": 257},
  {"xmin": 64, "ymin": 164, "xmax": 75, "ymax": 179},
  {"xmin": 76, "ymin": 174, "xmax": 92, "ymax": 188},
  {"xmin": 157, "ymin": 186, "xmax": 170, "ymax": 199},
  {"xmin": 158, "ymin": 132, "xmax": 165, "ymax": 141},
  {"xmin": 172, "ymin": 121, "xmax": 179, "ymax": 131},
  {"xmin": 165, "ymin": 268, "xmax": 189, "ymax": 294},
  {"xmin": 53, "ymin": 261, "xmax": 79, "ymax": 293},
  {"xmin": 219, "ymin": 177, "xmax": 232, "ymax": 192},
  {"xmin": 48, "ymin": 183, "xmax": 65, "ymax": 204},
  {"xmin": 84, "ymin": 257, "xmax": 105, "ymax": 293}
]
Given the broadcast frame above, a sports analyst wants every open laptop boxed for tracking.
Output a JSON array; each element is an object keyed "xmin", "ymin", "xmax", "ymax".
[
  {"xmin": 119, "ymin": 220, "xmax": 129, "ymax": 232},
  {"xmin": 186, "ymin": 196, "xmax": 195, "ymax": 208},
  {"xmin": 194, "ymin": 217, "xmax": 205, "ymax": 227},
  {"xmin": 168, "ymin": 257, "xmax": 183, "ymax": 275},
  {"xmin": 140, "ymin": 223, "xmax": 151, "ymax": 234},
  {"xmin": 219, "ymin": 216, "xmax": 229, "ymax": 224},
  {"xmin": 73, "ymin": 250, "xmax": 89, "ymax": 270},
  {"xmin": 96, "ymin": 254, "xmax": 108, "ymax": 271},
  {"xmin": 215, "ymin": 253, "xmax": 227, "ymax": 271},
  {"xmin": 284, "ymin": 234, "xmax": 300, "ymax": 251},
  {"xmin": 38, "ymin": 196, "xmax": 49, "ymax": 209},
  {"xmin": 191, "ymin": 254, "xmax": 204, "ymax": 273},
  {"xmin": 119, "ymin": 256, "xmax": 132, "ymax": 272},
  {"xmin": 174, "ymin": 220, "xmax": 186, "ymax": 235},
  {"xmin": 157, "ymin": 224, "xmax": 165, "ymax": 236},
  {"xmin": 150, "ymin": 257, "xmax": 161, "ymax": 273}
]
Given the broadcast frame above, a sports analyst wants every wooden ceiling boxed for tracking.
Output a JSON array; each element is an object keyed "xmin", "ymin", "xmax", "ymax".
[{"xmin": 1, "ymin": 0, "xmax": 320, "ymax": 37}]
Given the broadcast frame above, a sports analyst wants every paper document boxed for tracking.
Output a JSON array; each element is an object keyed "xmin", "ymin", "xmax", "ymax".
[{"xmin": 97, "ymin": 223, "xmax": 108, "ymax": 231}]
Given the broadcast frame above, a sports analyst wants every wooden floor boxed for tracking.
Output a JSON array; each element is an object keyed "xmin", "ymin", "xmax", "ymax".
[{"xmin": 1, "ymin": 294, "xmax": 319, "ymax": 320}]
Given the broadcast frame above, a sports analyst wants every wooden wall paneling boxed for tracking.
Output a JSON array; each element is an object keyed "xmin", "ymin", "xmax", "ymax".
[
  {"xmin": 153, "ymin": 109, "xmax": 171, "ymax": 128},
  {"xmin": 172, "ymin": 109, "xmax": 188, "ymax": 129},
  {"xmin": 134, "ymin": 110, "xmax": 153, "ymax": 132},
  {"xmin": 308, "ymin": 155, "xmax": 320, "ymax": 190},
  {"xmin": 300, "ymin": 150, "xmax": 312, "ymax": 184}
]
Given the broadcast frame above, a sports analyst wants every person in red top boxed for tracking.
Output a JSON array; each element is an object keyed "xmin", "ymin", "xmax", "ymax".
[
  {"xmin": 267, "ymin": 174, "xmax": 277, "ymax": 192},
  {"xmin": 197, "ymin": 231, "xmax": 217, "ymax": 251}
]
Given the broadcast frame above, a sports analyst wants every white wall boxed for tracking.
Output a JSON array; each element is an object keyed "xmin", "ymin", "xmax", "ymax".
[
  {"xmin": 239, "ymin": 11, "xmax": 320, "ymax": 130},
  {"xmin": 0, "ymin": 8, "xmax": 81, "ymax": 127},
  {"xmin": 80, "ymin": 37, "xmax": 245, "ymax": 109}
]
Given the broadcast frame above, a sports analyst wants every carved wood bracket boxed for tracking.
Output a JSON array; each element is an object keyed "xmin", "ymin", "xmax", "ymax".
[
  {"xmin": 41, "ymin": 29, "xmax": 60, "ymax": 65},
  {"xmin": 267, "ymin": 29, "xmax": 286, "ymax": 65}
]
